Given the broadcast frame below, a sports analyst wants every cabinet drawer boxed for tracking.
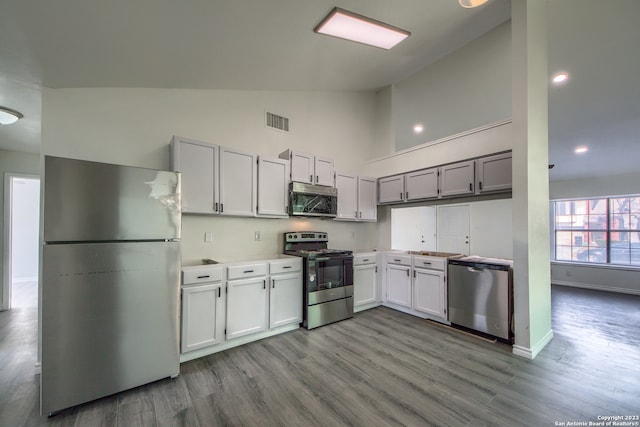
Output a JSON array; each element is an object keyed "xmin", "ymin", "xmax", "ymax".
[
  {"xmin": 385, "ymin": 254, "xmax": 412, "ymax": 266},
  {"xmin": 270, "ymin": 258, "xmax": 301, "ymax": 274},
  {"xmin": 182, "ymin": 266, "xmax": 224, "ymax": 285},
  {"xmin": 354, "ymin": 253, "xmax": 377, "ymax": 266},
  {"xmin": 412, "ymin": 256, "xmax": 446, "ymax": 271},
  {"xmin": 227, "ymin": 262, "xmax": 268, "ymax": 280}
]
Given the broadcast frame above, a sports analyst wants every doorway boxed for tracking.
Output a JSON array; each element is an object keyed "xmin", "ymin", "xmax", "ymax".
[
  {"xmin": 391, "ymin": 206, "xmax": 437, "ymax": 251},
  {"xmin": 3, "ymin": 174, "xmax": 40, "ymax": 311},
  {"xmin": 436, "ymin": 204, "xmax": 470, "ymax": 255}
]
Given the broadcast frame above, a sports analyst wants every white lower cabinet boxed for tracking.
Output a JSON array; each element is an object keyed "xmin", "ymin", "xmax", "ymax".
[
  {"xmin": 226, "ymin": 262, "xmax": 269, "ymax": 340},
  {"xmin": 226, "ymin": 276, "xmax": 268, "ymax": 339},
  {"xmin": 181, "ymin": 265, "xmax": 226, "ymax": 354},
  {"xmin": 269, "ymin": 271, "xmax": 303, "ymax": 329},
  {"xmin": 385, "ymin": 264, "xmax": 412, "ymax": 308},
  {"xmin": 353, "ymin": 253, "xmax": 379, "ymax": 311},
  {"xmin": 181, "ymin": 283, "xmax": 226, "ymax": 353},
  {"xmin": 413, "ymin": 268, "xmax": 446, "ymax": 318}
]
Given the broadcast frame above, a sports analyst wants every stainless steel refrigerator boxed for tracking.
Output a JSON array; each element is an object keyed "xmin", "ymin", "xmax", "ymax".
[{"xmin": 41, "ymin": 156, "xmax": 181, "ymax": 415}]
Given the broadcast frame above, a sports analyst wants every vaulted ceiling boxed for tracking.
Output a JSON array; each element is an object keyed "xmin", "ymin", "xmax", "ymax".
[{"xmin": 1, "ymin": 0, "xmax": 639, "ymax": 181}]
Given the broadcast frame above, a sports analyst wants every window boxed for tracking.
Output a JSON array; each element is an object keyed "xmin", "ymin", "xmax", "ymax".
[{"xmin": 553, "ymin": 196, "xmax": 640, "ymax": 266}]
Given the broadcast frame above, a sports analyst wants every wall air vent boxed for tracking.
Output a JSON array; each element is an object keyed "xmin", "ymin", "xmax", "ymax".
[{"xmin": 266, "ymin": 111, "xmax": 290, "ymax": 132}]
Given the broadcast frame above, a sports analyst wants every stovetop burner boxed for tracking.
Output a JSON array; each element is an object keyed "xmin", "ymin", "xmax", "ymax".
[{"xmin": 283, "ymin": 231, "xmax": 352, "ymax": 258}]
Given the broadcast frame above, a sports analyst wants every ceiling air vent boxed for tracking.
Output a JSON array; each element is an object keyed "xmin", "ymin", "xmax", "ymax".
[{"xmin": 266, "ymin": 111, "xmax": 289, "ymax": 132}]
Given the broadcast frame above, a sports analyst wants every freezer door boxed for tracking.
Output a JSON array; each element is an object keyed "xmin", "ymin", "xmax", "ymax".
[
  {"xmin": 41, "ymin": 242, "xmax": 180, "ymax": 415},
  {"xmin": 44, "ymin": 156, "xmax": 180, "ymax": 242}
]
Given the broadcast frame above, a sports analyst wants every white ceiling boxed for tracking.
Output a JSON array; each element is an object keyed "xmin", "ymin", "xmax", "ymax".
[{"xmin": 0, "ymin": 0, "xmax": 639, "ymax": 181}]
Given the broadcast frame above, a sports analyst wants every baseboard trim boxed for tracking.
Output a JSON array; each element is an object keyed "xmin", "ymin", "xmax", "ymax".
[
  {"xmin": 553, "ymin": 281, "xmax": 640, "ymax": 296},
  {"xmin": 512, "ymin": 329, "xmax": 554, "ymax": 359}
]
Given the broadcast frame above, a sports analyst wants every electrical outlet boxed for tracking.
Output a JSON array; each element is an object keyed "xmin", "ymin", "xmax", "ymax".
[
  {"xmin": 204, "ymin": 232, "xmax": 213, "ymax": 243},
  {"xmin": 255, "ymin": 231, "xmax": 261, "ymax": 241}
]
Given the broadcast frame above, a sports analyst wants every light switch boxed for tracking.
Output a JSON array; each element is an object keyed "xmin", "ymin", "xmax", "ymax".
[
  {"xmin": 255, "ymin": 231, "xmax": 261, "ymax": 241},
  {"xmin": 204, "ymin": 232, "xmax": 213, "ymax": 242}
]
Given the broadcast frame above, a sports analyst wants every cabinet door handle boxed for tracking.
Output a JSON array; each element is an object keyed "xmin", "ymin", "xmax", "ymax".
[
  {"xmin": 263, "ymin": 280, "xmax": 266, "ymax": 289},
  {"xmin": 282, "ymin": 266, "xmax": 292, "ymax": 269},
  {"xmin": 406, "ymin": 269, "xmax": 410, "ymax": 277},
  {"xmin": 214, "ymin": 202, "xmax": 218, "ymax": 212},
  {"xmin": 394, "ymin": 259, "xmax": 401, "ymax": 262},
  {"xmin": 272, "ymin": 279, "xmax": 275, "ymax": 288},
  {"xmin": 413, "ymin": 270, "xmax": 416, "ymax": 278},
  {"xmin": 469, "ymin": 183, "xmax": 473, "ymax": 191},
  {"xmin": 243, "ymin": 270, "xmax": 254, "ymax": 273},
  {"xmin": 218, "ymin": 287, "xmax": 221, "ymax": 298},
  {"xmin": 310, "ymin": 174, "xmax": 313, "ymax": 183},
  {"xmin": 405, "ymin": 192, "xmax": 408, "ymax": 199},
  {"xmin": 479, "ymin": 181, "xmax": 483, "ymax": 190},
  {"xmin": 423, "ymin": 262, "xmax": 431, "ymax": 266},
  {"xmin": 316, "ymin": 175, "xmax": 319, "ymax": 183},
  {"xmin": 400, "ymin": 192, "xmax": 403, "ymax": 200},
  {"xmin": 363, "ymin": 259, "xmax": 369, "ymax": 262},
  {"xmin": 220, "ymin": 203, "xmax": 224, "ymax": 213},
  {"xmin": 196, "ymin": 275, "xmax": 210, "ymax": 279}
]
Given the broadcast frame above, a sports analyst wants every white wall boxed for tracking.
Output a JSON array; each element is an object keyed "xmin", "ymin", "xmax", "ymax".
[
  {"xmin": 1, "ymin": 149, "xmax": 40, "ymax": 310},
  {"xmin": 41, "ymin": 88, "xmax": 379, "ymax": 265},
  {"xmin": 10, "ymin": 177, "xmax": 40, "ymax": 281},
  {"xmin": 393, "ymin": 21, "xmax": 511, "ymax": 152}
]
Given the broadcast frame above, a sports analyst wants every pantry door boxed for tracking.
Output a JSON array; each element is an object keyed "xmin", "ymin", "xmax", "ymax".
[{"xmin": 437, "ymin": 205, "xmax": 470, "ymax": 255}]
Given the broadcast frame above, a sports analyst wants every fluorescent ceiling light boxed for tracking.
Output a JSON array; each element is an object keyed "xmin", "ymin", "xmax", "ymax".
[
  {"xmin": 0, "ymin": 106, "xmax": 23, "ymax": 125},
  {"xmin": 314, "ymin": 7, "xmax": 410, "ymax": 50},
  {"xmin": 459, "ymin": 0, "xmax": 489, "ymax": 8}
]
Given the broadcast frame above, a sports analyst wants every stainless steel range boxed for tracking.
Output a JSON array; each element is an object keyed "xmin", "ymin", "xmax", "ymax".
[{"xmin": 284, "ymin": 232, "xmax": 353, "ymax": 329}]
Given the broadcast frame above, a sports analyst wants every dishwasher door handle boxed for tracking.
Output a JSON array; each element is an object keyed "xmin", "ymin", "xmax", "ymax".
[{"xmin": 467, "ymin": 267, "xmax": 485, "ymax": 273}]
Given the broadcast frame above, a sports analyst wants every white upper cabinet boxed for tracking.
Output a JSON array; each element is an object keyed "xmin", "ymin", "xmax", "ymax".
[
  {"xmin": 378, "ymin": 175, "xmax": 405, "ymax": 204},
  {"xmin": 439, "ymin": 160, "xmax": 475, "ymax": 197},
  {"xmin": 405, "ymin": 168, "xmax": 438, "ymax": 201},
  {"xmin": 279, "ymin": 149, "xmax": 334, "ymax": 187},
  {"xmin": 219, "ymin": 147, "xmax": 257, "ymax": 217},
  {"xmin": 314, "ymin": 156, "xmax": 335, "ymax": 187},
  {"xmin": 335, "ymin": 174, "xmax": 377, "ymax": 222},
  {"xmin": 335, "ymin": 173, "xmax": 358, "ymax": 220},
  {"xmin": 171, "ymin": 136, "xmax": 219, "ymax": 214},
  {"xmin": 357, "ymin": 177, "xmax": 377, "ymax": 221},
  {"xmin": 257, "ymin": 156, "xmax": 289, "ymax": 217},
  {"xmin": 476, "ymin": 152, "xmax": 512, "ymax": 194}
]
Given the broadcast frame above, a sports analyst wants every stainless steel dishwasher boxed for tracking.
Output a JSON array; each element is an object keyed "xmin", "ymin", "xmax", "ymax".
[{"xmin": 447, "ymin": 257, "xmax": 513, "ymax": 342}]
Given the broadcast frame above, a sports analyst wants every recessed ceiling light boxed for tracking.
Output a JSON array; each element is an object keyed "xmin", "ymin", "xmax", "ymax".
[
  {"xmin": 314, "ymin": 7, "xmax": 410, "ymax": 50},
  {"xmin": 552, "ymin": 72, "xmax": 569, "ymax": 85},
  {"xmin": 459, "ymin": 0, "xmax": 489, "ymax": 8},
  {"xmin": 574, "ymin": 146, "xmax": 588, "ymax": 154},
  {"xmin": 413, "ymin": 124, "xmax": 424, "ymax": 134},
  {"xmin": 0, "ymin": 106, "xmax": 23, "ymax": 125}
]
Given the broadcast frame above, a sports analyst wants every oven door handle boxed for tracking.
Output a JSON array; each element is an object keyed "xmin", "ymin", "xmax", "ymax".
[{"xmin": 314, "ymin": 257, "xmax": 331, "ymax": 262}]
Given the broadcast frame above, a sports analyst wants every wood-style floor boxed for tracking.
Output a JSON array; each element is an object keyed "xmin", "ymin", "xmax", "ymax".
[{"xmin": 1, "ymin": 284, "xmax": 639, "ymax": 426}]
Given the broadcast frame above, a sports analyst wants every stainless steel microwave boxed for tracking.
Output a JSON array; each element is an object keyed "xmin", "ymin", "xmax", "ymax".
[{"xmin": 289, "ymin": 182, "xmax": 337, "ymax": 218}]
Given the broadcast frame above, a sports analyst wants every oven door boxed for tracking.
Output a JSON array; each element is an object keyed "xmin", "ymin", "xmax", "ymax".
[{"xmin": 307, "ymin": 256, "xmax": 353, "ymax": 305}]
